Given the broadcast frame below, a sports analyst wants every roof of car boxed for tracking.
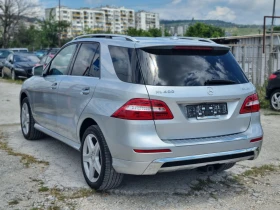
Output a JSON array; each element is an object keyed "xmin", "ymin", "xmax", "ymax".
[{"xmin": 69, "ymin": 34, "xmax": 227, "ymax": 49}]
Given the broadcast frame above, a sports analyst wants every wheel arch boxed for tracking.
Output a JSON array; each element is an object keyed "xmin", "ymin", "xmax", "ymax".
[
  {"xmin": 79, "ymin": 117, "xmax": 98, "ymax": 144},
  {"xmin": 20, "ymin": 91, "xmax": 28, "ymax": 106}
]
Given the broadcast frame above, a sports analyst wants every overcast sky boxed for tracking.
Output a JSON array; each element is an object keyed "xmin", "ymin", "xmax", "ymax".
[{"xmin": 40, "ymin": 0, "xmax": 280, "ymax": 24}]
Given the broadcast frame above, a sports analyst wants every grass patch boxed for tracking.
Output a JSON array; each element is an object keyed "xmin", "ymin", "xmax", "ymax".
[
  {"xmin": 0, "ymin": 78, "xmax": 24, "ymax": 85},
  {"xmin": 0, "ymin": 139, "xmax": 49, "ymax": 168},
  {"xmin": 47, "ymin": 206, "xmax": 60, "ymax": 210},
  {"xmin": 190, "ymin": 178, "xmax": 214, "ymax": 191},
  {"xmin": 264, "ymin": 112, "xmax": 280, "ymax": 116},
  {"xmin": 8, "ymin": 199, "xmax": 19, "ymax": 205},
  {"xmin": 241, "ymin": 164, "xmax": 278, "ymax": 177},
  {"xmin": 38, "ymin": 186, "xmax": 49, "ymax": 192},
  {"xmin": 49, "ymin": 188, "xmax": 95, "ymax": 202}
]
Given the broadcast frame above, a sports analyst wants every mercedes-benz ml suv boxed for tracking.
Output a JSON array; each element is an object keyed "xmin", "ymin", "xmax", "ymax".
[{"xmin": 20, "ymin": 34, "xmax": 263, "ymax": 190}]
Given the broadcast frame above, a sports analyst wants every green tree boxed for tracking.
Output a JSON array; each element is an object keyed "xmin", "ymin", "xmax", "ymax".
[{"xmin": 185, "ymin": 22, "xmax": 225, "ymax": 38}]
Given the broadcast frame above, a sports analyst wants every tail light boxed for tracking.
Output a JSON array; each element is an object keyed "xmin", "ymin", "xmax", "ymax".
[
  {"xmin": 250, "ymin": 136, "xmax": 263, "ymax": 143},
  {"xmin": 240, "ymin": 93, "xmax": 260, "ymax": 114},
  {"xmin": 269, "ymin": 74, "xmax": 277, "ymax": 80},
  {"xmin": 111, "ymin": 98, "xmax": 174, "ymax": 120}
]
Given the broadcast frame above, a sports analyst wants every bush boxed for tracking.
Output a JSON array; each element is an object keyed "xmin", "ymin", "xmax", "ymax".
[{"xmin": 256, "ymin": 84, "xmax": 270, "ymax": 109}]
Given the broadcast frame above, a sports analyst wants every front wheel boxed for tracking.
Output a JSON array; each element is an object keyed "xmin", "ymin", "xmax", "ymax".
[
  {"xmin": 21, "ymin": 97, "xmax": 44, "ymax": 140},
  {"xmin": 270, "ymin": 89, "xmax": 280, "ymax": 111},
  {"xmin": 81, "ymin": 125, "xmax": 123, "ymax": 190}
]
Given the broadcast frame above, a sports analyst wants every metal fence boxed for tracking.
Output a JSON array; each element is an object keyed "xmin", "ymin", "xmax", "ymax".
[{"xmin": 228, "ymin": 44, "xmax": 280, "ymax": 86}]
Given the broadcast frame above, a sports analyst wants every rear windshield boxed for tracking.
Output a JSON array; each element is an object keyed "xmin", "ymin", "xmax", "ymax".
[{"xmin": 109, "ymin": 46, "xmax": 249, "ymax": 86}]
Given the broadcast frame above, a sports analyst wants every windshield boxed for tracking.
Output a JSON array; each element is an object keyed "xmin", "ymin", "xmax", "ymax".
[
  {"xmin": 14, "ymin": 54, "xmax": 40, "ymax": 63},
  {"xmin": 136, "ymin": 48, "xmax": 249, "ymax": 86},
  {"xmin": 0, "ymin": 50, "xmax": 11, "ymax": 58}
]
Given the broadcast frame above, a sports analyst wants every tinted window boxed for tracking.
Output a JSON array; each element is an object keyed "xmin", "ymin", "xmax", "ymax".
[
  {"xmin": 0, "ymin": 50, "xmax": 11, "ymax": 58},
  {"xmin": 14, "ymin": 54, "xmax": 39, "ymax": 63},
  {"xmin": 89, "ymin": 45, "xmax": 100, "ymax": 77},
  {"xmin": 108, "ymin": 46, "xmax": 143, "ymax": 84},
  {"xmin": 40, "ymin": 55, "xmax": 47, "ymax": 64},
  {"xmin": 71, "ymin": 43, "xmax": 99, "ymax": 76},
  {"xmin": 49, "ymin": 44, "xmax": 77, "ymax": 75},
  {"xmin": 137, "ymin": 49, "xmax": 249, "ymax": 86}
]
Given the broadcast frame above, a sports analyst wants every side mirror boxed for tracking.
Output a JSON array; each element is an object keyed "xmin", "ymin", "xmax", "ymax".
[{"xmin": 32, "ymin": 65, "xmax": 44, "ymax": 76}]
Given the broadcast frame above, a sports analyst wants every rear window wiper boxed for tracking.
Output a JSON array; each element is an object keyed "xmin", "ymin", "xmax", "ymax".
[{"xmin": 204, "ymin": 79, "xmax": 237, "ymax": 86}]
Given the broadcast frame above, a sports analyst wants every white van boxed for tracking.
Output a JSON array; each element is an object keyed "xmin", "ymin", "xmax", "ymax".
[{"xmin": 8, "ymin": 48, "xmax": 29, "ymax": 53}]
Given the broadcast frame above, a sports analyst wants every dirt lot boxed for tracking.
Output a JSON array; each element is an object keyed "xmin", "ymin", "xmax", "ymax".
[{"xmin": 0, "ymin": 79, "xmax": 280, "ymax": 210}]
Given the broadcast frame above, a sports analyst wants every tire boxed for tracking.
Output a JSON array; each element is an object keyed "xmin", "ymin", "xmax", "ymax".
[
  {"xmin": 81, "ymin": 125, "xmax": 123, "ymax": 190},
  {"xmin": 270, "ymin": 89, "xmax": 280, "ymax": 111},
  {"xmin": 197, "ymin": 162, "xmax": 236, "ymax": 173},
  {"xmin": 21, "ymin": 97, "xmax": 45, "ymax": 140},
  {"xmin": 11, "ymin": 69, "xmax": 16, "ymax": 80}
]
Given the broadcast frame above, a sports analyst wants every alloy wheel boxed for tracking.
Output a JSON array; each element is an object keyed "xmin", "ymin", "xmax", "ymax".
[
  {"xmin": 271, "ymin": 92, "xmax": 280, "ymax": 110},
  {"xmin": 82, "ymin": 134, "xmax": 102, "ymax": 183},
  {"xmin": 21, "ymin": 103, "xmax": 30, "ymax": 135}
]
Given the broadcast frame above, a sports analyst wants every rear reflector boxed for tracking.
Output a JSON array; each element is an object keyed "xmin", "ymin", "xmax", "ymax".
[
  {"xmin": 111, "ymin": 98, "xmax": 174, "ymax": 120},
  {"xmin": 250, "ymin": 137, "xmax": 263, "ymax": 143},
  {"xmin": 173, "ymin": 46, "xmax": 213, "ymax": 50},
  {"xmin": 133, "ymin": 149, "xmax": 171, "ymax": 153},
  {"xmin": 269, "ymin": 74, "xmax": 277, "ymax": 80},
  {"xmin": 240, "ymin": 93, "xmax": 260, "ymax": 114}
]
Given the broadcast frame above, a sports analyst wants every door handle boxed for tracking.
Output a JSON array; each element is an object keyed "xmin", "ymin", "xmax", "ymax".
[
  {"xmin": 81, "ymin": 87, "xmax": 90, "ymax": 95},
  {"xmin": 51, "ymin": 82, "xmax": 57, "ymax": 89}
]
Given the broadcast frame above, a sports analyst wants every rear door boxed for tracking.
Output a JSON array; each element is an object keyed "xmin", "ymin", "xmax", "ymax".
[
  {"xmin": 56, "ymin": 42, "xmax": 100, "ymax": 142},
  {"xmin": 136, "ymin": 46, "xmax": 254, "ymax": 140}
]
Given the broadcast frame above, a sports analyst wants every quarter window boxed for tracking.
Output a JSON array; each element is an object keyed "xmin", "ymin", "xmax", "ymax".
[
  {"xmin": 71, "ymin": 43, "xmax": 99, "ymax": 77},
  {"xmin": 49, "ymin": 44, "xmax": 77, "ymax": 75}
]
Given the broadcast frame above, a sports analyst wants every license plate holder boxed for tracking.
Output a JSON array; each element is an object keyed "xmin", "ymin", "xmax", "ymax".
[{"xmin": 186, "ymin": 103, "xmax": 228, "ymax": 119}]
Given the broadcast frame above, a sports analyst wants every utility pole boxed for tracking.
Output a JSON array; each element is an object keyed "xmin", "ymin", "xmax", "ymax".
[
  {"xmin": 58, "ymin": 0, "xmax": 61, "ymax": 47},
  {"xmin": 269, "ymin": 0, "xmax": 276, "ymax": 75}
]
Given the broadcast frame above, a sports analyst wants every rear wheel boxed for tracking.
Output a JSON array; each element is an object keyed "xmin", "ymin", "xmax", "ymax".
[
  {"xmin": 81, "ymin": 125, "xmax": 123, "ymax": 190},
  {"xmin": 1, "ymin": 68, "xmax": 4, "ymax": 78},
  {"xmin": 21, "ymin": 97, "xmax": 44, "ymax": 140},
  {"xmin": 270, "ymin": 89, "xmax": 280, "ymax": 111},
  {"xmin": 11, "ymin": 69, "xmax": 16, "ymax": 80}
]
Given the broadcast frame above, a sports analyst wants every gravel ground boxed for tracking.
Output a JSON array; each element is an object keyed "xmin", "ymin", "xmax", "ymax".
[{"xmin": 0, "ymin": 79, "xmax": 280, "ymax": 210}]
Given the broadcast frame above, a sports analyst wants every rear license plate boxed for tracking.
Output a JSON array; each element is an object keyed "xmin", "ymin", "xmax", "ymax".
[{"xmin": 186, "ymin": 103, "xmax": 228, "ymax": 119}]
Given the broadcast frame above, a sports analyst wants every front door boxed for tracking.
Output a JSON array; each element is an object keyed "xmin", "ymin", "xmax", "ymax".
[
  {"xmin": 56, "ymin": 42, "xmax": 101, "ymax": 142},
  {"xmin": 31, "ymin": 44, "xmax": 78, "ymax": 132}
]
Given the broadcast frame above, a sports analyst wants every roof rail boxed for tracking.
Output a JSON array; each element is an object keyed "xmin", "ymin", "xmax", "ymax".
[
  {"xmin": 178, "ymin": 37, "xmax": 215, "ymax": 43},
  {"xmin": 72, "ymin": 34, "xmax": 139, "ymax": 42}
]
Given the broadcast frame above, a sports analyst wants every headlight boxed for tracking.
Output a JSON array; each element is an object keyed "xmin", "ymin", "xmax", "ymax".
[{"xmin": 15, "ymin": 68, "xmax": 25, "ymax": 71}]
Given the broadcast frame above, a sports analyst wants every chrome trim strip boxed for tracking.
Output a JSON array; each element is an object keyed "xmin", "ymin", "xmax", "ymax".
[
  {"xmin": 154, "ymin": 147, "xmax": 257, "ymax": 163},
  {"xmin": 163, "ymin": 133, "xmax": 248, "ymax": 146}
]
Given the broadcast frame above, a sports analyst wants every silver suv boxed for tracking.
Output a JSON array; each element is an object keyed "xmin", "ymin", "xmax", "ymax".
[{"xmin": 20, "ymin": 34, "xmax": 263, "ymax": 190}]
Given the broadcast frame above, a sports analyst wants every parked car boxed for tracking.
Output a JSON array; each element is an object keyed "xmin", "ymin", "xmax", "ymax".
[
  {"xmin": 2, "ymin": 53, "xmax": 40, "ymax": 80},
  {"xmin": 35, "ymin": 54, "xmax": 54, "ymax": 68},
  {"xmin": 0, "ymin": 49, "xmax": 12, "ymax": 74},
  {"xmin": 34, "ymin": 49, "xmax": 48, "ymax": 58},
  {"xmin": 266, "ymin": 70, "xmax": 280, "ymax": 111},
  {"xmin": 8, "ymin": 48, "xmax": 29, "ymax": 53},
  {"xmin": 20, "ymin": 34, "xmax": 263, "ymax": 190}
]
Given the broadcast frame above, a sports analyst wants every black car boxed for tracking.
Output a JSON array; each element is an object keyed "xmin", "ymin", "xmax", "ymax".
[
  {"xmin": 266, "ymin": 70, "xmax": 280, "ymax": 111},
  {"xmin": 0, "ymin": 49, "xmax": 12, "ymax": 73},
  {"xmin": 1, "ymin": 53, "xmax": 40, "ymax": 80}
]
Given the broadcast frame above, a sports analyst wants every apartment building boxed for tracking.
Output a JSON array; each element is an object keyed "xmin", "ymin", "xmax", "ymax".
[
  {"xmin": 135, "ymin": 11, "xmax": 160, "ymax": 30},
  {"xmin": 99, "ymin": 6, "xmax": 135, "ymax": 33},
  {"xmin": 45, "ymin": 6, "xmax": 106, "ymax": 38},
  {"xmin": 45, "ymin": 6, "xmax": 158, "ymax": 37}
]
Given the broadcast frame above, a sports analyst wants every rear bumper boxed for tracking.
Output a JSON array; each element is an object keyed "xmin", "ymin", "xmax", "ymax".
[
  {"xmin": 108, "ymin": 112, "xmax": 263, "ymax": 175},
  {"xmin": 113, "ymin": 146, "xmax": 260, "ymax": 175}
]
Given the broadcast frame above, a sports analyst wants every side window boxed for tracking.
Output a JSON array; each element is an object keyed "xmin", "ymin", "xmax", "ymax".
[
  {"xmin": 108, "ymin": 46, "xmax": 143, "ymax": 84},
  {"xmin": 40, "ymin": 56, "xmax": 47, "ymax": 64},
  {"xmin": 89, "ymin": 45, "xmax": 100, "ymax": 77},
  {"xmin": 49, "ymin": 44, "xmax": 77, "ymax": 75},
  {"xmin": 71, "ymin": 43, "xmax": 99, "ymax": 77}
]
